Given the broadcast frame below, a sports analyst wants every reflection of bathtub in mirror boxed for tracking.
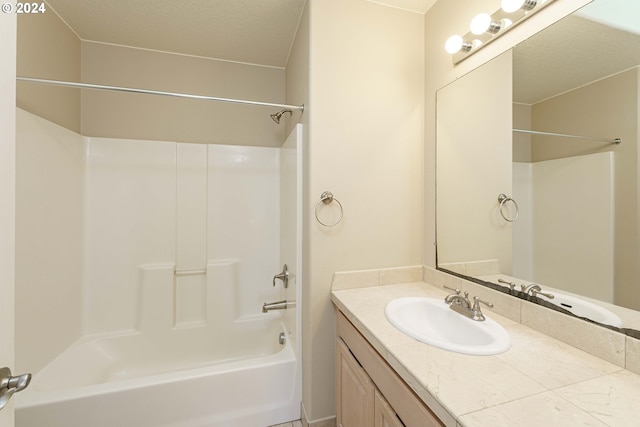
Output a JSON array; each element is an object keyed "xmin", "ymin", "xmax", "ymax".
[
  {"xmin": 438, "ymin": 260, "xmax": 632, "ymax": 329},
  {"xmin": 547, "ymin": 292, "xmax": 622, "ymax": 327},
  {"xmin": 480, "ymin": 274, "xmax": 624, "ymax": 328}
]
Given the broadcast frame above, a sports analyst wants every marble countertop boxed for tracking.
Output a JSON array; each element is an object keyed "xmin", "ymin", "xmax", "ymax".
[{"xmin": 331, "ymin": 281, "xmax": 640, "ymax": 427}]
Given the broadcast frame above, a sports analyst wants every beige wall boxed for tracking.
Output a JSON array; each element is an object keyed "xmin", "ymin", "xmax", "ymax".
[
  {"xmin": 437, "ymin": 51, "xmax": 513, "ymax": 274},
  {"xmin": 530, "ymin": 68, "xmax": 639, "ymax": 309},
  {"xmin": 424, "ymin": 0, "xmax": 591, "ymax": 270},
  {"xmin": 16, "ymin": 9, "xmax": 81, "ymax": 132},
  {"xmin": 285, "ymin": 1, "xmax": 308, "ymax": 140},
  {"xmin": 298, "ymin": 0, "xmax": 425, "ymax": 422},
  {"xmin": 513, "ymin": 103, "xmax": 532, "ymax": 162},
  {"xmin": 81, "ymin": 41, "xmax": 287, "ymax": 147},
  {"xmin": 0, "ymin": 8, "xmax": 16, "ymax": 425}
]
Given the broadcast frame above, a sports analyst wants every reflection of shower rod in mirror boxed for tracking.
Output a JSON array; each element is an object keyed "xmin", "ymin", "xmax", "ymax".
[{"xmin": 513, "ymin": 129, "xmax": 622, "ymax": 145}]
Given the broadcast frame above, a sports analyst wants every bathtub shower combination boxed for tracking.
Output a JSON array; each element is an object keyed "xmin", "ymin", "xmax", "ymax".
[
  {"xmin": 17, "ymin": 317, "xmax": 297, "ymax": 427},
  {"xmin": 15, "ymin": 109, "xmax": 302, "ymax": 427},
  {"xmin": 17, "ymin": 262, "xmax": 300, "ymax": 427}
]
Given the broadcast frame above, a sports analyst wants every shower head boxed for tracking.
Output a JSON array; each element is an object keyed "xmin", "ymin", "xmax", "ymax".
[{"xmin": 270, "ymin": 109, "xmax": 293, "ymax": 124}]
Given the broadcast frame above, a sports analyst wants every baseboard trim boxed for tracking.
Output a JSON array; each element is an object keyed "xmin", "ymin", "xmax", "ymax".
[{"xmin": 301, "ymin": 402, "xmax": 336, "ymax": 427}]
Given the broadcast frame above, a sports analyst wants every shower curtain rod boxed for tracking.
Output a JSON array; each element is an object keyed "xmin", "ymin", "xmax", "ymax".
[
  {"xmin": 16, "ymin": 77, "xmax": 305, "ymax": 112},
  {"xmin": 513, "ymin": 129, "xmax": 621, "ymax": 145}
]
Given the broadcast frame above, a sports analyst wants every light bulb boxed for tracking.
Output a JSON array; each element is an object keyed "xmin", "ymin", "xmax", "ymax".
[
  {"xmin": 501, "ymin": 0, "xmax": 523, "ymax": 12},
  {"xmin": 470, "ymin": 13, "xmax": 492, "ymax": 35},
  {"xmin": 470, "ymin": 13, "xmax": 502, "ymax": 35},
  {"xmin": 445, "ymin": 35, "xmax": 463, "ymax": 54},
  {"xmin": 501, "ymin": 0, "xmax": 536, "ymax": 13},
  {"xmin": 444, "ymin": 35, "xmax": 473, "ymax": 55}
]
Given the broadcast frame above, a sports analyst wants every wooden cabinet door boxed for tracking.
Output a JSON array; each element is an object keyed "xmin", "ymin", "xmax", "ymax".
[
  {"xmin": 374, "ymin": 389, "xmax": 404, "ymax": 427},
  {"xmin": 336, "ymin": 338, "xmax": 375, "ymax": 427},
  {"xmin": 337, "ymin": 312, "xmax": 445, "ymax": 427}
]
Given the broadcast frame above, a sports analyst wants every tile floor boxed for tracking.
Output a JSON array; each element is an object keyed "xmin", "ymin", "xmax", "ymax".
[{"xmin": 269, "ymin": 421, "xmax": 303, "ymax": 427}]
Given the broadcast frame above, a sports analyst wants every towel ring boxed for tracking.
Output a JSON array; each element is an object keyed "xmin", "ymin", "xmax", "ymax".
[
  {"xmin": 498, "ymin": 194, "xmax": 519, "ymax": 222},
  {"xmin": 315, "ymin": 191, "xmax": 343, "ymax": 227}
]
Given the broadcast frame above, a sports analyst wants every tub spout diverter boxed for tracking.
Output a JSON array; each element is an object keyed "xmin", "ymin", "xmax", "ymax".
[{"xmin": 262, "ymin": 300, "xmax": 295, "ymax": 313}]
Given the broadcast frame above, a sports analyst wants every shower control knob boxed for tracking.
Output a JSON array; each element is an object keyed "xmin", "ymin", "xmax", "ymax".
[
  {"xmin": 272, "ymin": 264, "xmax": 289, "ymax": 288},
  {"xmin": 0, "ymin": 367, "xmax": 32, "ymax": 411}
]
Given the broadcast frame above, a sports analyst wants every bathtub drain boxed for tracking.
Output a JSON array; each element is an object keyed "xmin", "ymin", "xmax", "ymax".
[{"xmin": 279, "ymin": 332, "xmax": 286, "ymax": 345}]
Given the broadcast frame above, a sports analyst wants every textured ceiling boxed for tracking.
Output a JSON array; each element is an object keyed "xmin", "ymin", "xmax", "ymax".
[
  {"xmin": 367, "ymin": 0, "xmax": 437, "ymax": 14},
  {"xmin": 513, "ymin": 14, "xmax": 640, "ymax": 105},
  {"xmin": 46, "ymin": 0, "xmax": 436, "ymax": 68},
  {"xmin": 574, "ymin": 0, "xmax": 640, "ymax": 36},
  {"xmin": 46, "ymin": 0, "xmax": 306, "ymax": 67}
]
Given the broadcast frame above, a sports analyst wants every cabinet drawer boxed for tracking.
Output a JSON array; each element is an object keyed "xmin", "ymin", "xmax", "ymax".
[{"xmin": 337, "ymin": 311, "xmax": 444, "ymax": 427}]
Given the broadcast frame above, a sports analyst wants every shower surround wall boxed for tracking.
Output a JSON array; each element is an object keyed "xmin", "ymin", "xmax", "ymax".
[
  {"xmin": 512, "ymin": 153, "xmax": 614, "ymax": 302},
  {"xmin": 15, "ymin": 108, "xmax": 84, "ymax": 374},
  {"xmin": 16, "ymin": 108, "xmax": 285, "ymax": 371},
  {"xmin": 86, "ymin": 135, "xmax": 280, "ymax": 334}
]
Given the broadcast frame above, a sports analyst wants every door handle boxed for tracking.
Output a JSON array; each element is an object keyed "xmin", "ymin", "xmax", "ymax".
[
  {"xmin": 0, "ymin": 367, "xmax": 32, "ymax": 411},
  {"xmin": 272, "ymin": 264, "xmax": 289, "ymax": 288}
]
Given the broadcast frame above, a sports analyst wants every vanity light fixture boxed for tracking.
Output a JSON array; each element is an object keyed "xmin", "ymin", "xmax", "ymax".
[{"xmin": 445, "ymin": 0, "xmax": 556, "ymax": 64}]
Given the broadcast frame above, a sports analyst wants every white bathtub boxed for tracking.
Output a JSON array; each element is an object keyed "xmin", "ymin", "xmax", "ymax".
[{"xmin": 16, "ymin": 319, "xmax": 299, "ymax": 427}]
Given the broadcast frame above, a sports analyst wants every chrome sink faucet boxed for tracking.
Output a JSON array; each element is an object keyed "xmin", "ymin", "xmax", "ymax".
[
  {"xmin": 521, "ymin": 283, "xmax": 554, "ymax": 300},
  {"xmin": 443, "ymin": 286, "xmax": 470, "ymax": 306},
  {"xmin": 443, "ymin": 286, "xmax": 493, "ymax": 321}
]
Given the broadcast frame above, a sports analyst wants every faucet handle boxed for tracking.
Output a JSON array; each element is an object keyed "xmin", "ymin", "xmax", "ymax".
[
  {"xmin": 498, "ymin": 278, "xmax": 516, "ymax": 290},
  {"xmin": 273, "ymin": 264, "xmax": 289, "ymax": 288},
  {"xmin": 471, "ymin": 296, "xmax": 493, "ymax": 321},
  {"xmin": 473, "ymin": 296, "xmax": 493, "ymax": 309},
  {"xmin": 443, "ymin": 285, "xmax": 460, "ymax": 295},
  {"xmin": 532, "ymin": 289, "xmax": 554, "ymax": 299}
]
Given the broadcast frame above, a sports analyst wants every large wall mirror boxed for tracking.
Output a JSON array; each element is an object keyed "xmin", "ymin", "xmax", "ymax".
[{"xmin": 436, "ymin": 0, "xmax": 640, "ymax": 335}]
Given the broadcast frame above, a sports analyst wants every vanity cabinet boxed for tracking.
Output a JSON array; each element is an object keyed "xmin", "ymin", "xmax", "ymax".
[
  {"xmin": 374, "ymin": 389, "xmax": 404, "ymax": 427},
  {"xmin": 336, "ymin": 311, "xmax": 444, "ymax": 427}
]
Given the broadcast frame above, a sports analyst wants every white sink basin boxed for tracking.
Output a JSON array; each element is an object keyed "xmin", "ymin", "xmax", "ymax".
[
  {"xmin": 385, "ymin": 297, "xmax": 510, "ymax": 355},
  {"xmin": 546, "ymin": 293, "xmax": 623, "ymax": 327}
]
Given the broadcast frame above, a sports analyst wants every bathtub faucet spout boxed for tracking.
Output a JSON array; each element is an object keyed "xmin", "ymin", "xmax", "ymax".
[{"xmin": 262, "ymin": 300, "xmax": 295, "ymax": 313}]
